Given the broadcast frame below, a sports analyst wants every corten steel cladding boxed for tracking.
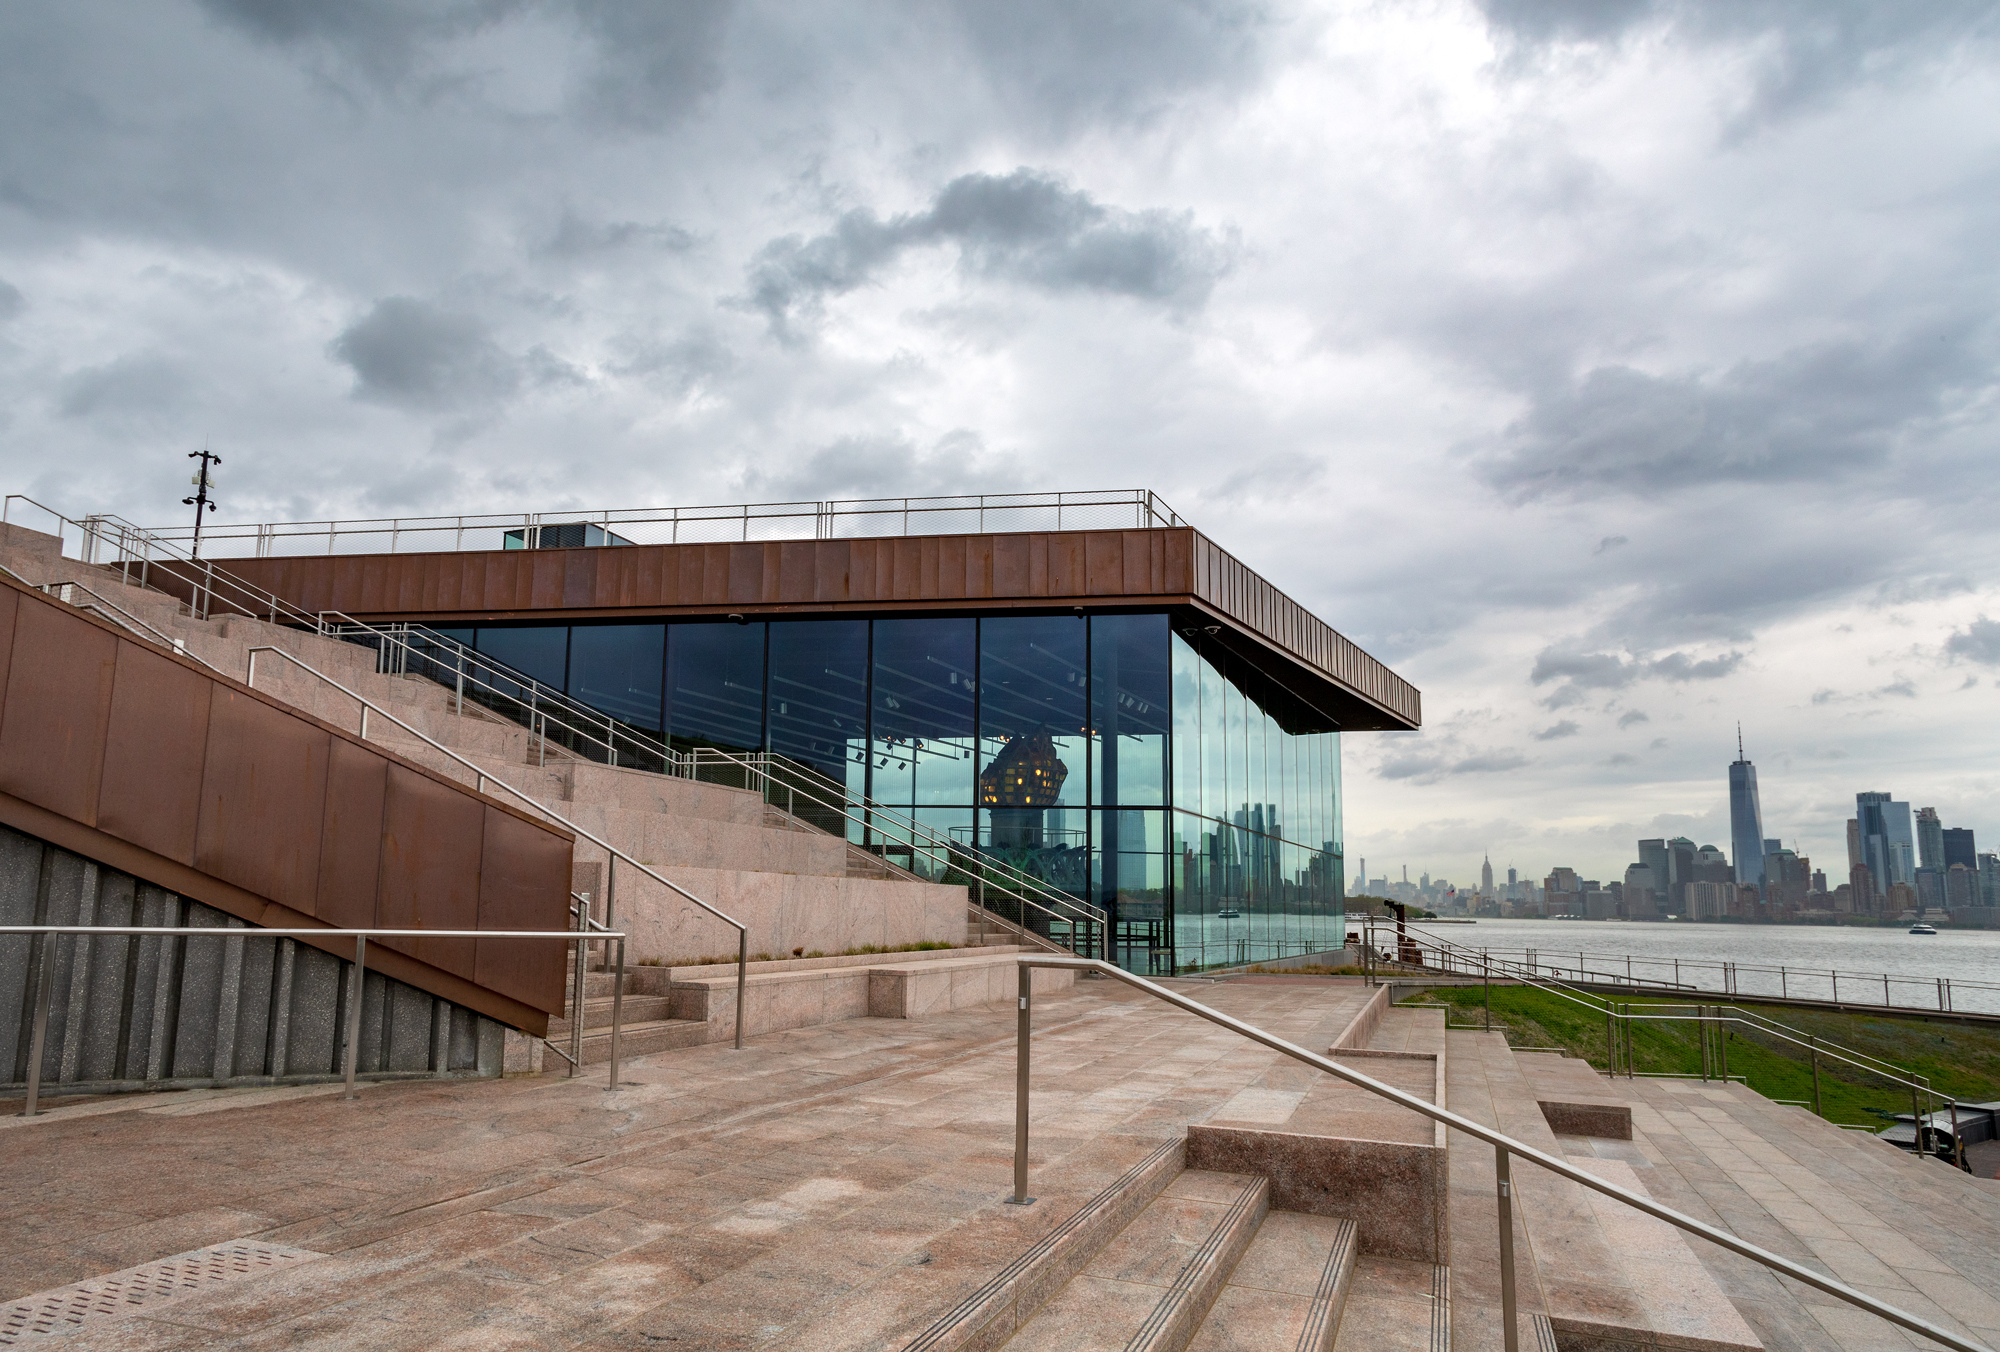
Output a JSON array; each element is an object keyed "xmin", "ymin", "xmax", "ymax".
[
  {"xmin": 206, "ymin": 526, "xmax": 1420, "ymax": 731},
  {"xmin": 0, "ymin": 572, "xmax": 574, "ymax": 1033}
]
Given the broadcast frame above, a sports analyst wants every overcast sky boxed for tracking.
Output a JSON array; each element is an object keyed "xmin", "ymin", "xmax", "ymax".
[{"xmin": 3, "ymin": 0, "xmax": 1998, "ymax": 887}]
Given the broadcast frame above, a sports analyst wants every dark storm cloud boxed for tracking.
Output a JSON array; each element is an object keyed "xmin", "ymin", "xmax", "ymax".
[
  {"xmin": 944, "ymin": 0, "xmax": 1273, "ymax": 131},
  {"xmin": 1481, "ymin": 325, "xmax": 1995, "ymax": 502},
  {"xmin": 331, "ymin": 297, "xmax": 520, "ymax": 409},
  {"xmin": 1946, "ymin": 617, "xmax": 2000, "ymax": 666},
  {"xmin": 568, "ymin": 0, "xmax": 733, "ymax": 131},
  {"xmin": 1530, "ymin": 646, "xmax": 1743, "ymax": 708},
  {"xmin": 1617, "ymin": 710, "xmax": 1650, "ymax": 729},
  {"xmin": 1534, "ymin": 720, "xmax": 1580, "ymax": 741},
  {"xmin": 746, "ymin": 169, "xmax": 1231, "ymax": 336},
  {"xmin": 1476, "ymin": 0, "xmax": 2000, "ymax": 125},
  {"xmin": 198, "ymin": 0, "xmax": 523, "ymax": 84},
  {"xmin": 58, "ymin": 354, "xmax": 193, "ymax": 423}
]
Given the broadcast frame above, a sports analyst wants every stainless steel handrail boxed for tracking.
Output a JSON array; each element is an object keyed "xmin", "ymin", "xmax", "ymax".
[
  {"xmin": 1008, "ymin": 956, "xmax": 1991, "ymax": 1352},
  {"xmin": 1366, "ymin": 921, "xmax": 1964, "ymax": 1163},
  {"xmin": 678, "ymin": 746, "xmax": 1107, "ymax": 956},
  {"xmin": 5, "ymin": 924, "xmax": 628, "ymax": 1116},
  {"xmin": 240, "ymin": 644, "xmax": 751, "ymax": 1048},
  {"xmin": 47, "ymin": 489, "xmax": 1190, "ymax": 555},
  {"xmin": 1357, "ymin": 923, "xmax": 2000, "ymax": 1011}
]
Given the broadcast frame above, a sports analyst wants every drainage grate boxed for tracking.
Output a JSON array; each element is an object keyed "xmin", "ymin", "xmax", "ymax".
[{"xmin": 0, "ymin": 1241, "xmax": 324, "ymax": 1345}]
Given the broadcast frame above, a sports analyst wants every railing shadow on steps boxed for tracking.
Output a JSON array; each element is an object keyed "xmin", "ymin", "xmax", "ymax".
[
  {"xmin": 1361, "ymin": 919, "xmax": 1971, "ymax": 1169},
  {"xmin": 239, "ymin": 644, "xmax": 751, "ymax": 1052},
  {"xmin": 1008, "ymin": 955, "xmax": 1994, "ymax": 1352},
  {"xmin": 5, "ymin": 923, "xmax": 629, "ymax": 1118},
  {"xmin": 6, "ymin": 499, "xmax": 1109, "ymax": 966}
]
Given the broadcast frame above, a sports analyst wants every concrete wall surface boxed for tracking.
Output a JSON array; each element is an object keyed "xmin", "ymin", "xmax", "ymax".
[{"xmin": 0, "ymin": 823, "xmax": 505, "ymax": 1091}]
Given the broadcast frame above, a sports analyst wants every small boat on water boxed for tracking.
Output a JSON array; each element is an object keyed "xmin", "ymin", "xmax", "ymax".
[
  {"xmin": 1908, "ymin": 922, "xmax": 1938, "ymax": 935},
  {"xmin": 1214, "ymin": 909, "xmax": 1241, "ymax": 920}
]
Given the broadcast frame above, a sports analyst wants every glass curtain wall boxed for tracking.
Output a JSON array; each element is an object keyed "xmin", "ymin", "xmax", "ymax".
[{"xmin": 459, "ymin": 614, "xmax": 1344, "ymax": 972}]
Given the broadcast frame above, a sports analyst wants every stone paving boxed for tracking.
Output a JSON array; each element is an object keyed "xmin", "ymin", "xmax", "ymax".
[
  {"xmin": 1542, "ymin": 1064, "xmax": 2000, "ymax": 1352},
  {"xmin": 0, "ymin": 976, "xmax": 1371, "ymax": 1351}
]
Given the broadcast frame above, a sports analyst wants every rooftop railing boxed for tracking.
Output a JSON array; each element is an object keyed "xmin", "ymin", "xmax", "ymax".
[{"xmin": 44, "ymin": 489, "xmax": 1192, "ymax": 558}]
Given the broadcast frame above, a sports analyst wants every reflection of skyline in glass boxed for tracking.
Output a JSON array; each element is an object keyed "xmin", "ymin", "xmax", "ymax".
[{"xmin": 453, "ymin": 611, "xmax": 1343, "ymax": 973}]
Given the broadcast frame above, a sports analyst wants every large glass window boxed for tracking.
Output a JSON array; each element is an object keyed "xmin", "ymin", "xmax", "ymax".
[
  {"xmin": 667, "ymin": 622, "xmax": 765, "ymax": 754},
  {"xmin": 767, "ymin": 620, "xmax": 868, "ymax": 785},
  {"xmin": 870, "ymin": 618, "xmax": 976, "ymax": 807},
  {"xmin": 474, "ymin": 626, "xmax": 568, "ymax": 691},
  {"xmin": 1090, "ymin": 614, "xmax": 1168, "ymax": 806},
  {"xmin": 568, "ymin": 624, "xmax": 664, "ymax": 731}
]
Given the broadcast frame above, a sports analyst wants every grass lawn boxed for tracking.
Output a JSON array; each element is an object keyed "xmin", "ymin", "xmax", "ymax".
[{"xmin": 1397, "ymin": 984, "xmax": 2000, "ymax": 1128}]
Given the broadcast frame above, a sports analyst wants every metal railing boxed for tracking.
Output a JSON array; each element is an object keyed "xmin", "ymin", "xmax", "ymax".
[
  {"xmin": 3, "ymin": 497, "xmax": 681, "ymax": 779},
  {"xmin": 240, "ymin": 644, "xmax": 751, "ymax": 1047},
  {"xmin": 1007, "ymin": 955, "xmax": 1991, "ymax": 1352},
  {"xmin": 325, "ymin": 620, "xmax": 679, "ymax": 774},
  {"xmin": 1362, "ymin": 928, "xmax": 2000, "ymax": 1015},
  {"xmin": 674, "ymin": 747, "xmax": 1107, "ymax": 958},
  {"xmin": 83, "ymin": 489, "xmax": 1189, "ymax": 558},
  {"xmin": 6, "ymin": 924, "xmax": 628, "ymax": 1117},
  {"xmin": 1361, "ymin": 920, "xmax": 1969, "ymax": 1166}
]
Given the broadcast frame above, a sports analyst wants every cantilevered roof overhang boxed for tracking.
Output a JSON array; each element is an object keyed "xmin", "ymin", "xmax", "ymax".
[{"xmin": 217, "ymin": 527, "xmax": 1420, "ymax": 732}]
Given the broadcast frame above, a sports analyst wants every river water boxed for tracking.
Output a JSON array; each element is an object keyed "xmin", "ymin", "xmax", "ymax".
[{"xmin": 1393, "ymin": 917, "xmax": 2000, "ymax": 1015}]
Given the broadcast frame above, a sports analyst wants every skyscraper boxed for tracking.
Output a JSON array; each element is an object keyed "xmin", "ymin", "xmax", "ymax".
[
  {"xmin": 1856, "ymin": 792, "xmax": 1917, "ymax": 888},
  {"xmin": 1943, "ymin": 828, "xmax": 1976, "ymax": 871},
  {"xmin": 1916, "ymin": 807, "xmax": 1944, "ymax": 870},
  {"xmin": 1481, "ymin": 855, "xmax": 1494, "ymax": 896},
  {"xmin": 1728, "ymin": 728, "xmax": 1767, "ymax": 889}
]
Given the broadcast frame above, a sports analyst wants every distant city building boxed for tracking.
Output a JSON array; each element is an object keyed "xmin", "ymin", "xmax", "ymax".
[
  {"xmin": 1728, "ymin": 733, "xmax": 1767, "ymax": 888},
  {"xmin": 1846, "ymin": 818, "xmax": 1862, "ymax": 871},
  {"xmin": 1943, "ymin": 827, "xmax": 1976, "ymax": 872},
  {"xmin": 1980, "ymin": 853, "xmax": 2000, "ymax": 908},
  {"xmin": 1945, "ymin": 864, "xmax": 1976, "ymax": 909},
  {"xmin": 1916, "ymin": 807, "xmax": 1944, "ymax": 871},
  {"xmin": 1856, "ymin": 792, "xmax": 1916, "ymax": 888},
  {"xmin": 1481, "ymin": 855, "xmax": 1493, "ymax": 897}
]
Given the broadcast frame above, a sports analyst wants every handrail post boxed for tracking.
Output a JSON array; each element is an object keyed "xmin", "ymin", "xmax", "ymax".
[
  {"xmin": 734, "ymin": 930, "xmax": 747, "ymax": 1050},
  {"xmin": 571, "ymin": 909, "xmax": 586, "ymax": 1076},
  {"xmin": 343, "ymin": 935, "xmax": 366, "ymax": 1100},
  {"xmin": 19, "ymin": 933, "xmax": 56, "ymax": 1116},
  {"xmin": 1497, "ymin": 1144, "xmax": 1520, "ymax": 1352},
  {"xmin": 1809, "ymin": 1037, "xmax": 1822, "ymax": 1117},
  {"xmin": 1010, "ymin": 962, "xmax": 1035, "ymax": 1205},
  {"xmin": 607, "ymin": 937, "xmax": 625, "ymax": 1091}
]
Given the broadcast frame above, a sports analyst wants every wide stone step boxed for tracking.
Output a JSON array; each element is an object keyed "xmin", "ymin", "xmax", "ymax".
[
  {"xmin": 1331, "ymin": 1257, "xmax": 1449, "ymax": 1352},
  {"xmin": 1001, "ymin": 1169, "xmax": 1268, "ymax": 1352},
  {"xmin": 554, "ymin": 1018, "xmax": 707, "ymax": 1065},
  {"xmin": 547, "ymin": 994, "xmax": 673, "ymax": 1035},
  {"xmin": 1188, "ymin": 1212, "xmax": 1357, "ymax": 1352}
]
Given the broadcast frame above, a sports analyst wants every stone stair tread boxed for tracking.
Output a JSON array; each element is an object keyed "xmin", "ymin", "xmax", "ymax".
[
  {"xmin": 1186, "ymin": 1212, "xmax": 1356, "ymax": 1352},
  {"xmin": 556, "ymin": 1018, "xmax": 708, "ymax": 1064},
  {"xmin": 1002, "ymin": 1169, "xmax": 1269, "ymax": 1352},
  {"xmin": 1331, "ymin": 1257, "xmax": 1448, "ymax": 1352},
  {"xmin": 1365, "ymin": 1004, "xmax": 1448, "ymax": 1056}
]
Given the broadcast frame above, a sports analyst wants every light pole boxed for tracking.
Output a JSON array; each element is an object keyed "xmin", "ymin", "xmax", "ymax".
[{"xmin": 184, "ymin": 447, "xmax": 221, "ymax": 557}]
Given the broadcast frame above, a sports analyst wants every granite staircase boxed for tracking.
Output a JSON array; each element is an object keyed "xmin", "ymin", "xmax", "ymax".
[
  {"xmin": 545, "ymin": 965, "xmax": 705, "ymax": 1065},
  {"xmin": 0, "ymin": 526, "xmax": 992, "ymax": 1061}
]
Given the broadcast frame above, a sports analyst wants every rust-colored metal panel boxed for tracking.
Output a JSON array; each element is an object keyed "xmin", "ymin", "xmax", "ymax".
[
  {"xmin": 376, "ymin": 763, "xmax": 482, "ymax": 979},
  {"xmin": 315, "ymin": 736, "xmax": 388, "ymax": 928},
  {"xmin": 724, "ymin": 543, "xmax": 763, "ymax": 605},
  {"xmin": 194, "ymin": 687, "xmax": 330, "ymax": 913},
  {"xmin": 97, "ymin": 640, "xmax": 212, "ymax": 864},
  {"xmin": 562, "ymin": 549, "xmax": 597, "ymax": 608},
  {"xmin": 472, "ymin": 804, "xmax": 569, "ymax": 1013},
  {"xmin": 993, "ymin": 535, "xmax": 1032, "ymax": 597},
  {"xmin": 0, "ymin": 597, "xmax": 118, "ymax": 824},
  {"xmin": 939, "ymin": 536, "xmax": 967, "ymax": 599},
  {"xmin": 777, "ymin": 541, "xmax": 815, "ymax": 604},
  {"xmin": 0, "ymin": 585, "xmax": 19, "ymax": 737},
  {"xmin": 1049, "ymin": 533, "xmax": 1086, "ymax": 598}
]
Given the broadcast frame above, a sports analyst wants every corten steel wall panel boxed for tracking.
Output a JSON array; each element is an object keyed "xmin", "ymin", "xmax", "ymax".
[
  {"xmin": 473, "ymin": 805, "xmax": 569, "ymax": 1012},
  {"xmin": 377, "ymin": 764, "xmax": 482, "ymax": 979},
  {"xmin": 562, "ymin": 550, "xmax": 596, "ymax": 609},
  {"xmin": 315, "ymin": 737, "xmax": 389, "ymax": 929},
  {"xmin": 195, "ymin": 688, "xmax": 330, "ymax": 914},
  {"xmin": 0, "ymin": 602, "xmax": 119, "ymax": 824},
  {"xmin": 0, "ymin": 586, "xmax": 18, "ymax": 737},
  {"xmin": 97, "ymin": 641, "xmax": 212, "ymax": 863}
]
